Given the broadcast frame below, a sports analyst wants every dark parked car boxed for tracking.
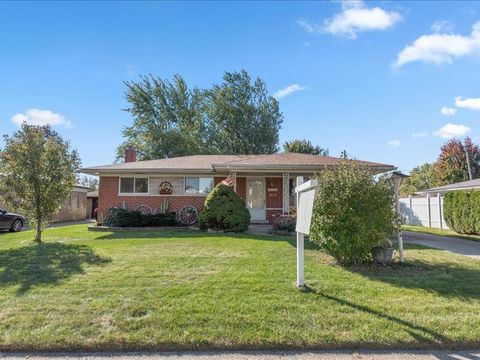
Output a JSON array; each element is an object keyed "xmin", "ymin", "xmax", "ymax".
[{"xmin": 0, "ymin": 208, "xmax": 24, "ymax": 232}]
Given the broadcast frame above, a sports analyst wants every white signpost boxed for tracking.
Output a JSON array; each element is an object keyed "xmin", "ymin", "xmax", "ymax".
[{"xmin": 294, "ymin": 176, "xmax": 317, "ymax": 288}]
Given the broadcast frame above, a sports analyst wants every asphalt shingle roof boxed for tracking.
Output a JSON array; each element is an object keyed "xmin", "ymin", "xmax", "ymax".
[
  {"xmin": 420, "ymin": 178, "xmax": 480, "ymax": 194},
  {"xmin": 80, "ymin": 152, "xmax": 394, "ymax": 174}
]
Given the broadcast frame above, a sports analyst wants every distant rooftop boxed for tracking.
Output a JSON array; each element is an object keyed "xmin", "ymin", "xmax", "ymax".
[{"xmin": 418, "ymin": 178, "xmax": 480, "ymax": 194}]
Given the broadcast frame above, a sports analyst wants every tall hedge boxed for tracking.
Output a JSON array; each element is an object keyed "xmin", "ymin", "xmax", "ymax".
[
  {"xmin": 444, "ymin": 190, "xmax": 480, "ymax": 234},
  {"xmin": 199, "ymin": 184, "xmax": 251, "ymax": 232},
  {"xmin": 309, "ymin": 163, "xmax": 397, "ymax": 265}
]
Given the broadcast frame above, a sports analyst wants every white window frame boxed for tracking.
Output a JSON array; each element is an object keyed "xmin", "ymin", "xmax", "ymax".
[
  {"xmin": 118, "ymin": 177, "xmax": 150, "ymax": 195},
  {"xmin": 184, "ymin": 177, "xmax": 214, "ymax": 195}
]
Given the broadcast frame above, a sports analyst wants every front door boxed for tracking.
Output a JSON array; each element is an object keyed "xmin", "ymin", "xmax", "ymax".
[{"xmin": 247, "ymin": 178, "xmax": 266, "ymax": 221}]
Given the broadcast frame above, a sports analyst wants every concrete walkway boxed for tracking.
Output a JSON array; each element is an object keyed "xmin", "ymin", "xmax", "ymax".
[
  {"xmin": 402, "ymin": 230, "xmax": 480, "ymax": 260},
  {"xmin": 247, "ymin": 224, "xmax": 274, "ymax": 236},
  {"xmin": 1, "ymin": 351, "xmax": 480, "ymax": 360}
]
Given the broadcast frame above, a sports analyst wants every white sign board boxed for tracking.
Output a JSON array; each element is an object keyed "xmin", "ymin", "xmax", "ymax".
[
  {"xmin": 296, "ymin": 189, "xmax": 315, "ymax": 235},
  {"xmin": 294, "ymin": 178, "xmax": 317, "ymax": 287}
]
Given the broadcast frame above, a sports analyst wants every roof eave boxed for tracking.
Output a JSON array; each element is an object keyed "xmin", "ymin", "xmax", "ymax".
[
  {"xmin": 80, "ymin": 164, "xmax": 395, "ymax": 176},
  {"xmin": 214, "ymin": 163, "xmax": 395, "ymax": 171},
  {"xmin": 78, "ymin": 168, "xmax": 216, "ymax": 176}
]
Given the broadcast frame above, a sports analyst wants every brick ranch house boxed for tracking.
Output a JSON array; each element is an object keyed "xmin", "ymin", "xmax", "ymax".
[{"xmin": 81, "ymin": 150, "xmax": 395, "ymax": 224}]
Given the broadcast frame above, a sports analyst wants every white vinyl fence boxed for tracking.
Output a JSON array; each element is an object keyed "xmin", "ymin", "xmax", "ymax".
[{"xmin": 399, "ymin": 194, "xmax": 449, "ymax": 230}]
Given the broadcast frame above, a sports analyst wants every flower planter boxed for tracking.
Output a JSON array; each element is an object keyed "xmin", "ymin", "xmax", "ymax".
[
  {"xmin": 371, "ymin": 246, "xmax": 394, "ymax": 266},
  {"xmin": 159, "ymin": 181, "xmax": 173, "ymax": 195}
]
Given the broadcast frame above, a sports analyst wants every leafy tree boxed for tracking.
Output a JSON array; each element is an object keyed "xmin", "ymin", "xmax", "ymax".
[
  {"xmin": 118, "ymin": 70, "xmax": 283, "ymax": 159},
  {"xmin": 283, "ymin": 139, "xmax": 329, "ymax": 156},
  {"xmin": 340, "ymin": 150, "xmax": 349, "ymax": 159},
  {"xmin": 401, "ymin": 138, "xmax": 480, "ymax": 195},
  {"xmin": 399, "ymin": 163, "xmax": 437, "ymax": 196},
  {"xmin": 0, "ymin": 124, "xmax": 80, "ymax": 242},
  {"xmin": 309, "ymin": 163, "xmax": 397, "ymax": 265},
  {"xmin": 433, "ymin": 137, "xmax": 480, "ymax": 185},
  {"xmin": 205, "ymin": 70, "xmax": 283, "ymax": 154},
  {"xmin": 118, "ymin": 74, "xmax": 208, "ymax": 160}
]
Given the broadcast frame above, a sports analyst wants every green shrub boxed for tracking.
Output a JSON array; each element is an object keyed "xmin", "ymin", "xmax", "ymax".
[
  {"xmin": 272, "ymin": 216, "xmax": 296, "ymax": 232},
  {"xmin": 443, "ymin": 192, "xmax": 454, "ymax": 230},
  {"xmin": 106, "ymin": 207, "xmax": 177, "ymax": 227},
  {"xmin": 199, "ymin": 184, "xmax": 250, "ymax": 232},
  {"xmin": 473, "ymin": 191, "xmax": 480, "ymax": 234},
  {"xmin": 309, "ymin": 163, "xmax": 397, "ymax": 265},
  {"xmin": 444, "ymin": 190, "xmax": 480, "ymax": 235}
]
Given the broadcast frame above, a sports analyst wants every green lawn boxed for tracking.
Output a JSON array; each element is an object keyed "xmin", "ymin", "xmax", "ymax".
[
  {"xmin": 0, "ymin": 225, "xmax": 479, "ymax": 351},
  {"xmin": 402, "ymin": 224, "xmax": 480, "ymax": 243}
]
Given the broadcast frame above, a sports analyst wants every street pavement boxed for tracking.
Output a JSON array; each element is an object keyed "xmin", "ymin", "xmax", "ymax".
[{"xmin": 1, "ymin": 350, "xmax": 480, "ymax": 360}]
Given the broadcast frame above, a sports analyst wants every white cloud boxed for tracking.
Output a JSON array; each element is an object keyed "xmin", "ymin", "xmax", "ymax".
[
  {"xmin": 387, "ymin": 139, "xmax": 401, "ymax": 148},
  {"xmin": 433, "ymin": 123, "xmax": 470, "ymax": 138},
  {"xmin": 431, "ymin": 20, "xmax": 454, "ymax": 34},
  {"xmin": 323, "ymin": 0, "xmax": 402, "ymax": 39},
  {"xmin": 11, "ymin": 108, "xmax": 72, "ymax": 128},
  {"xmin": 297, "ymin": 1, "xmax": 401, "ymax": 39},
  {"xmin": 274, "ymin": 84, "xmax": 307, "ymax": 99},
  {"xmin": 440, "ymin": 106, "xmax": 457, "ymax": 116},
  {"xmin": 455, "ymin": 96, "xmax": 480, "ymax": 111},
  {"xmin": 394, "ymin": 21, "xmax": 480, "ymax": 68},
  {"xmin": 412, "ymin": 131, "xmax": 428, "ymax": 138}
]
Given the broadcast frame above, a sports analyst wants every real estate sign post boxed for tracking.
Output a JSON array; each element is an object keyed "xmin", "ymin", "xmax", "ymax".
[{"xmin": 295, "ymin": 176, "xmax": 317, "ymax": 288}]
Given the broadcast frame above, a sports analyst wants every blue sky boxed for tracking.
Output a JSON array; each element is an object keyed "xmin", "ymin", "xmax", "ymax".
[{"xmin": 1, "ymin": 1, "xmax": 480, "ymax": 172}]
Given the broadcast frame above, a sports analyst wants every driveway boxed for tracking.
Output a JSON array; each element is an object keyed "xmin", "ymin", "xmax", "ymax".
[
  {"xmin": 0, "ymin": 219, "xmax": 94, "ymax": 235},
  {"xmin": 402, "ymin": 230, "xmax": 480, "ymax": 260},
  {"xmin": 1, "ymin": 351, "xmax": 479, "ymax": 360}
]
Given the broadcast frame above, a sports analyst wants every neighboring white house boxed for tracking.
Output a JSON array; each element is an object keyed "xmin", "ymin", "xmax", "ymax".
[{"xmin": 400, "ymin": 178, "xmax": 480, "ymax": 230}]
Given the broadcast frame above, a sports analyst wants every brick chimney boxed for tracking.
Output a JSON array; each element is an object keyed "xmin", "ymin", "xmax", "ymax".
[{"xmin": 124, "ymin": 147, "xmax": 137, "ymax": 163}]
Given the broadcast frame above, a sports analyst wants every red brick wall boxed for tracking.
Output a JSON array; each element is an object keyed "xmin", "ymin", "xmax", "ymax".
[
  {"xmin": 98, "ymin": 176, "xmax": 206, "ymax": 219},
  {"xmin": 213, "ymin": 176, "xmax": 246, "ymax": 201},
  {"xmin": 236, "ymin": 177, "xmax": 246, "ymax": 201},
  {"xmin": 213, "ymin": 176, "xmax": 225, "ymax": 187},
  {"xmin": 99, "ymin": 175, "xmax": 280, "ymax": 224}
]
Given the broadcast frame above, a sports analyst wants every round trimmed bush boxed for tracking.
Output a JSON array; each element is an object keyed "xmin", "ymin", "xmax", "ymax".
[{"xmin": 199, "ymin": 184, "xmax": 250, "ymax": 232}]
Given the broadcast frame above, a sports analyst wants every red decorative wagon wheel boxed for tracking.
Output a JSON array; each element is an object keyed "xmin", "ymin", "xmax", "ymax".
[{"xmin": 177, "ymin": 205, "xmax": 198, "ymax": 225}]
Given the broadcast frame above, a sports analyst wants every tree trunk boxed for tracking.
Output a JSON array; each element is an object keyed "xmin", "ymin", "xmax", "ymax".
[
  {"xmin": 34, "ymin": 220, "xmax": 42, "ymax": 243},
  {"xmin": 34, "ymin": 197, "xmax": 42, "ymax": 243}
]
